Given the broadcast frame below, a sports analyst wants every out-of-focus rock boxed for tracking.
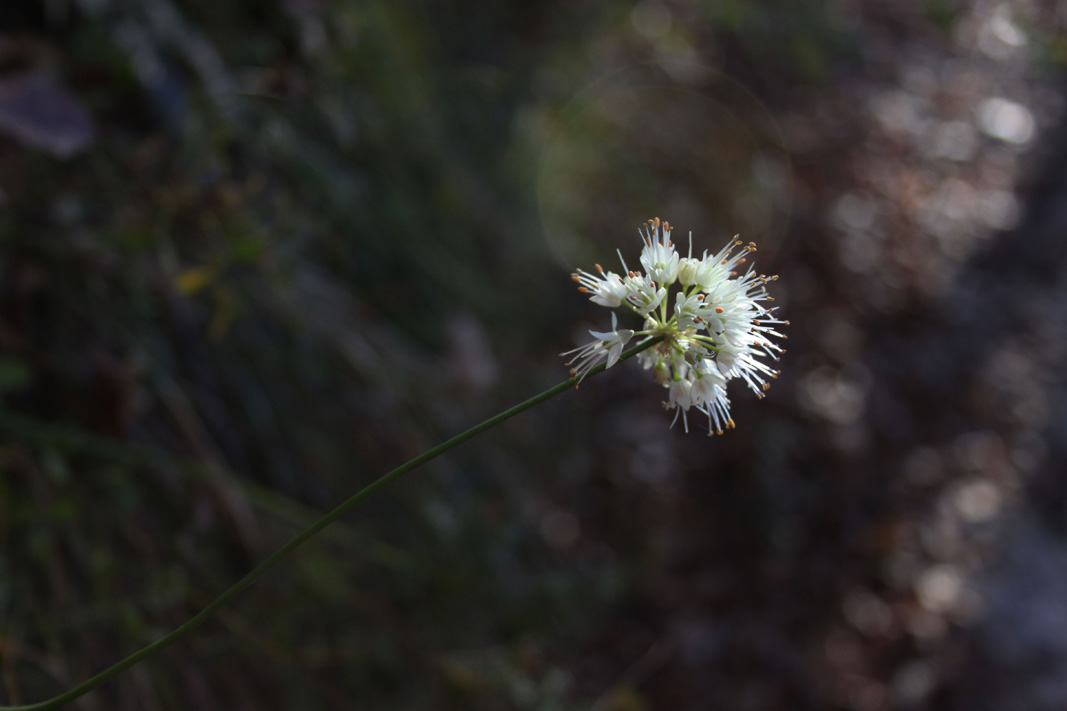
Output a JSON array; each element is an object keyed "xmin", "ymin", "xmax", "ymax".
[{"xmin": 0, "ymin": 70, "xmax": 95, "ymax": 158}]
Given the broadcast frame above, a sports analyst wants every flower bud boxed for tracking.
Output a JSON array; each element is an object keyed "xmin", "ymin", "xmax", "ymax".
[
  {"xmin": 677, "ymin": 257, "xmax": 701, "ymax": 287},
  {"xmin": 653, "ymin": 357, "xmax": 671, "ymax": 386}
]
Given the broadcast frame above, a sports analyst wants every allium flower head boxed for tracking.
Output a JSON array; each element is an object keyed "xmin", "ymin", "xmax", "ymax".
[{"xmin": 562, "ymin": 217, "xmax": 788, "ymax": 435}]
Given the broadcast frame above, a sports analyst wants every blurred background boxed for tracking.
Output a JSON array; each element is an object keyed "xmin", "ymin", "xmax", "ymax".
[{"xmin": 1, "ymin": 0, "xmax": 1066, "ymax": 709}]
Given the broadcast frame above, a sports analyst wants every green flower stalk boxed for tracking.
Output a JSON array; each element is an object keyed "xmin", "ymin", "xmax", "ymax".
[
  {"xmin": 0, "ymin": 338, "xmax": 660, "ymax": 711},
  {"xmin": 1, "ymin": 217, "xmax": 786, "ymax": 708}
]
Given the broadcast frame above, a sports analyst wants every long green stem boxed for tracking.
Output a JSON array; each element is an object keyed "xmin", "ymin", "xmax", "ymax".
[{"xmin": 0, "ymin": 338, "xmax": 659, "ymax": 710}]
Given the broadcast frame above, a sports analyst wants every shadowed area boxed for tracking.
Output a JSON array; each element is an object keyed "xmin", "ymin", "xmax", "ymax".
[{"xmin": 2, "ymin": 1, "xmax": 1066, "ymax": 709}]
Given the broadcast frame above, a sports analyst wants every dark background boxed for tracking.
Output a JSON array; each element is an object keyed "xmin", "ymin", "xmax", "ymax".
[{"xmin": 2, "ymin": 1, "xmax": 1066, "ymax": 709}]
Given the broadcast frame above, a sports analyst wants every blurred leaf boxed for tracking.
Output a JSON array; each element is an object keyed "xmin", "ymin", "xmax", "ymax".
[
  {"xmin": 175, "ymin": 265, "xmax": 215, "ymax": 295},
  {"xmin": 599, "ymin": 685, "xmax": 646, "ymax": 711},
  {"xmin": 0, "ymin": 357, "xmax": 29, "ymax": 394},
  {"xmin": 924, "ymin": 0, "xmax": 960, "ymax": 30}
]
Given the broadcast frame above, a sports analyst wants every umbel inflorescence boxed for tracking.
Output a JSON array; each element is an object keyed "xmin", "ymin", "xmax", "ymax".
[{"xmin": 562, "ymin": 217, "xmax": 788, "ymax": 435}]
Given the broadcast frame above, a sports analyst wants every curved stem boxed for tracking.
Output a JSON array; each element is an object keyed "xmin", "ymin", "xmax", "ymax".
[{"xmin": 0, "ymin": 338, "xmax": 659, "ymax": 710}]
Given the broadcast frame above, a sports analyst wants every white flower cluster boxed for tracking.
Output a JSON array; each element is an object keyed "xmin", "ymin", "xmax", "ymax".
[{"xmin": 562, "ymin": 217, "xmax": 788, "ymax": 435}]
